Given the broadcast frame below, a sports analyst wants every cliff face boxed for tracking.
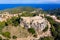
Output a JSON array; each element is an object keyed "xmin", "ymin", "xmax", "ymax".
[{"xmin": 20, "ymin": 16, "xmax": 48, "ymax": 31}]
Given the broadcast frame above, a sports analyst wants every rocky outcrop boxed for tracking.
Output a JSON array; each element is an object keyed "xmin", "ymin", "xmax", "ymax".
[{"xmin": 20, "ymin": 16, "xmax": 48, "ymax": 31}]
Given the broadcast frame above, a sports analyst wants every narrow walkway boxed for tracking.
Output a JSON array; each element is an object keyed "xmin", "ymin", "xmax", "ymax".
[
  {"xmin": 0, "ymin": 34, "xmax": 6, "ymax": 39},
  {"xmin": 46, "ymin": 14, "xmax": 60, "ymax": 23}
]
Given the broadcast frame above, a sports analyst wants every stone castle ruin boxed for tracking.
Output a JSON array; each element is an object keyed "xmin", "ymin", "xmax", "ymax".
[{"xmin": 20, "ymin": 16, "xmax": 48, "ymax": 31}]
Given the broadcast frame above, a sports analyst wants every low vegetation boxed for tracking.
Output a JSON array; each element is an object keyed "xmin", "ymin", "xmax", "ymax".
[
  {"xmin": 39, "ymin": 36, "xmax": 54, "ymax": 40},
  {"xmin": 21, "ymin": 11, "xmax": 37, "ymax": 17},
  {"xmin": 57, "ymin": 16, "xmax": 60, "ymax": 20},
  {"xmin": 28, "ymin": 28, "xmax": 36, "ymax": 34},
  {"xmin": 47, "ymin": 8, "xmax": 60, "ymax": 16},
  {"xmin": 45, "ymin": 16, "xmax": 60, "ymax": 40},
  {"xmin": 2, "ymin": 7, "xmax": 36, "ymax": 14},
  {"xmin": 12, "ymin": 36, "xmax": 17, "ymax": 39},
  {"xmin": 6, "ymin": 15, "xmax": 21, "ymax": 26},
  {"xmin": 0, "ymin": 21, "xmax": 6, "ymax": 33},
  {"xmin": 0, "ymin": 37, "xmax": 2, "ymax": 40},
  {"xmin": 43, "ymin": 25, "xmax": 48, "ymax": 32},
  {"xmin": 2, "ymin": 32, "xmax": 10, "ymax": 38}
]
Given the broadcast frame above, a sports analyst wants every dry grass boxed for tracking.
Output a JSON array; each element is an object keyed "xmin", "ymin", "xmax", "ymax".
[{"xmin": 2, "ymin": 26, "xmax": 30, "ymax": 39}]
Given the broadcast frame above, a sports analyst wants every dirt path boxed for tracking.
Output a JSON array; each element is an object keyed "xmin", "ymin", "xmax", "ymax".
[
  {"xmin": 0, "ymin": 34, "xmax": 6, "ymax": 39},
  {"xmin": 46, "ymin": 14, "xmax": 60, "ymax": 23}
]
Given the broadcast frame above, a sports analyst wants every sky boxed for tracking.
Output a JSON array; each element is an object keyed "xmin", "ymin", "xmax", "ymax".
[{"xmin": 0, "ymin": 0, "xmax": 60, "ymax": 4}]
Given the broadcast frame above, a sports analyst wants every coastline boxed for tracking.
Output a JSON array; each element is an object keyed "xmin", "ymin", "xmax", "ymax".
[{"xmin": 0, "ymin": 4, "xmax": 60, "ymax": 10}]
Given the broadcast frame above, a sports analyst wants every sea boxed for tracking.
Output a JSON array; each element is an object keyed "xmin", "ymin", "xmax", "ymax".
[{"xmin": 0, "ymin": 4, "xmax": 60, "ymax": 10}]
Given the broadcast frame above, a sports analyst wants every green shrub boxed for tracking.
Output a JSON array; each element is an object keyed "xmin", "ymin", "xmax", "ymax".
[
  {"xmin": 6, "ymin": 16, "xmax": 22, "ymax": 26},
  {"xmin": 39, "ymin": 36, "xmax": 54, "ymax": 40},
  {"xmin": 57, "ymin": 16, "xmax": 60, "ymax": 20},
  {"xmin": 45, "ymin": 16, "xmax": 55, "ymax": 24},
  {"xmin": 0, "ymin": 21, "xmax": 6, "ymax": 33},
  {"xmin": 43, "ymin": 25, "xmax": 48, "ymax": 32},
  {"xmin": 12, "ymin": 36, "xmax": 17, "ymax": 39},
  {"xmin": 28, "ymin": 28, "xmax": 36, "ymax": 34},
  {"xmin": 0, "ymin": 37, "xmax": 2, "ymax": 40},
  {"xmin": 2, "ymin": 32, "xmax": 10, "ymax": 38},
  {"xmin": 11, "ymin": 16, "xmax": 21, "ymax": 26},
  {"xmin": 33, "ymin": 34, "xmax": 37, "ymax": 38}
]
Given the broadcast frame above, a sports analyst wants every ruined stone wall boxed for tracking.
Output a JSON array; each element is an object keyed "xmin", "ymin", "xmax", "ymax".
[{"xmin": 20, "ymin": 16, "xmax": 48, "ymax": 31}]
